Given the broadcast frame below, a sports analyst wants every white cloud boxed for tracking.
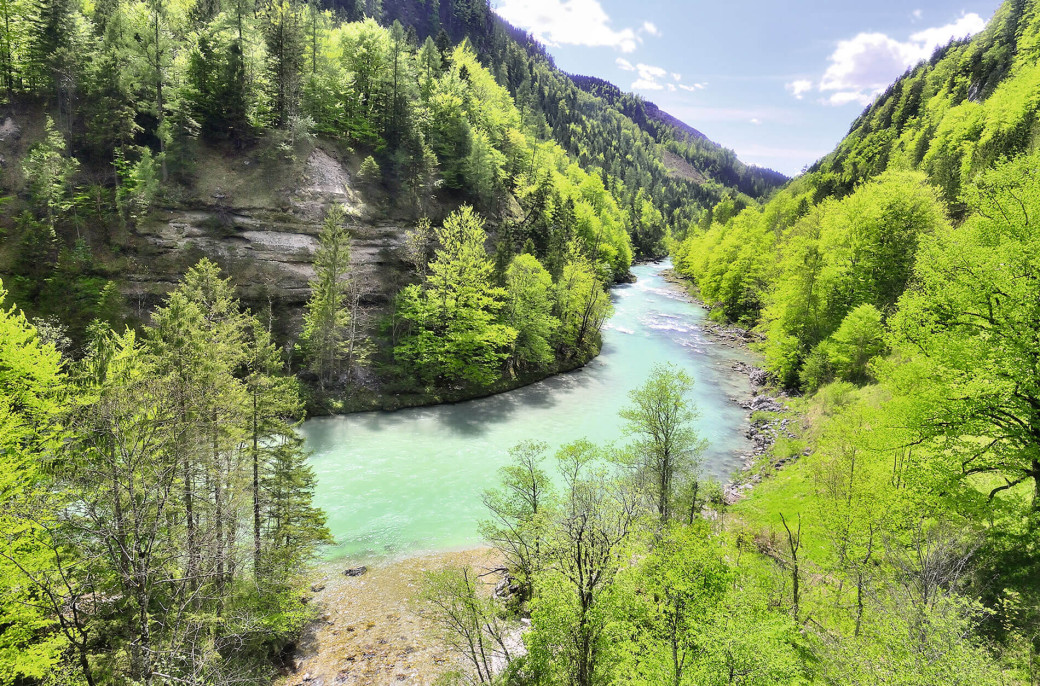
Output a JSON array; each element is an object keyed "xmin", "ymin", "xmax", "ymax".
[
  {"xmin": 671, "ymin": 72, "xmax": 682, "ymax": 82},
  {"xmin": 629, "ymin": 63, "xmax": 671, "ymax": 91},
  {"xmin": 616, "ymin": 57, "xmax": 635, "ymax": 71},
  {"xmin": 642, "ymin": 21, "xmax": 660, "ymax": 36},
  {"xmin": 678, "ymin": 83, "xmax": 706, "ymax": 92},
  {"xmin": 637, "ymin": 63, "xmax": 667, "ymax": 79},
  {"xmin": 786, "ymin": 79, "xmax": 813, "ymax": 99},
  {"xmin": 912, "ymin": 9, "xmax": 923, "ymax": 20},
  {"xmin": 750, "ymin": 118, "xmax": 762, "ymax": 125},
  {"xmin": 667, "ymin": 84, "xmax": 677, "ymax": 92},
  {"xmin": 495, "ymin": 0, "xmax": 640, "ymax": 52},
  {"xmin": 815, "ymin": 13, "xmax": 986, "ymax": 106},
  {"xmin": 909, "ymin": 13, "xmax": 985, "ymax": 52},
  {"xmin": 632, "ymin": 78, "xmax": 664, "ymax": 91}
]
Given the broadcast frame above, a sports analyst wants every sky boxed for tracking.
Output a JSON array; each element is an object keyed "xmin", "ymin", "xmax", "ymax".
[{"xmin": 490, "ymin": 0, "xmax": 1005, "ymax": 176}]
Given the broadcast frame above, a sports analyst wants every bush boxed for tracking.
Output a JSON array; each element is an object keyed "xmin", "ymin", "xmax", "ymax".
[{"xmin": 358, "ymin": 155, "xmax": 382, "ymax": 185}]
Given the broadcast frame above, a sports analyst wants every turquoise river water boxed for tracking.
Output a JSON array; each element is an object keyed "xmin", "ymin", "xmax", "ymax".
[{"xmin": 301, "ymin": 261, "xmax": 754, "ymax": 561}]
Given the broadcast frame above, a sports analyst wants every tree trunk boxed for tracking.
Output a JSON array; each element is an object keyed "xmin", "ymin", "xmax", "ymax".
[
  {"xmin": 213, "ymin": 411, "xmax": 225, "ymax": 600},
  {"xmin": 781, "ymin": 513, "xmax": 801, "ymax": 623},
  {"xmin": 1031, "ymin": 459, "xmax": 1040, "ymax": 529},
  {"xmin": 184, "ymin": 452, "xmax": 197, "ymax": 587},
  {"xmin": 253, "ymin": 391, "xmax": 262, "ymax": 578},
  {"xmin": 154, "ymin": 7, "xmax": 168, "ymax": 182}
]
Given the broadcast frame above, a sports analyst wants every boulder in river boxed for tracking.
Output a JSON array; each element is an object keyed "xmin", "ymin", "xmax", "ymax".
[{"xmin": 344, "ymin": 566, "xmax": 368, "ymax": 577}]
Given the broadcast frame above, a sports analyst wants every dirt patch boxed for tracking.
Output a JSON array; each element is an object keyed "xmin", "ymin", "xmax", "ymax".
[
  {"xmin": 660, "ymin": 148, "xmax": 708, "ymax": 184},
  {"xmin": 0, "ymin": 117, "xmax": 21, "ymax": 142},
  {"xmin": 304, "ymin": 149, "xmax": 352, "ymax": 197},
  {"xmin": 282, "ymin": 548, "xmax": 503, "ymax": 686},
  {"xmin": 294, "ymin": 148, "xmax": 364, "ymax": 220}
]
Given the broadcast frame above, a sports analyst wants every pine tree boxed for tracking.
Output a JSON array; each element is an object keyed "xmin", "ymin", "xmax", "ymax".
[
  {"xmin": 21, "ymin": 116, "xmax": 78, "ymax": 226},
  {"xmin": 263, "ymin": 0, "xmax": 304, "ymax": 126},
  {"xmin": 0, "ymin": 0, "xmax": 30, "ymax": 97},
  {"xmin": 244, "ymin": 316, "xmax": 304, "ymax": 578},
  {"xmin": 300, "ymin": 204, "xmax": 352, "ymax": 389},
  {"xmin": 260, "ymin": 432, "xmax": 330, "ymax": 577}
]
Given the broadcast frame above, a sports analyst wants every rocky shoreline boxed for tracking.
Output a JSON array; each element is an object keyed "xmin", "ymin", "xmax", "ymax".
[
  {"xmin": 659, "ymin": 270, "xmax": 802, "ymax": 504},
  {"xmin": 725, "ymin": 363, "xmax": 800, "ymax": 503}
]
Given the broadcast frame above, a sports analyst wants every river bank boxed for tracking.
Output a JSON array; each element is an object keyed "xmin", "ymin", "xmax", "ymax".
[
  {"xmin": 659, "ymin": 269, "xmax": 802, "ymax": 503},
  {"xmin": 279, "ymin": 548, "xmax": 504, "ymax": 686},
  {"xmin": 309, "ymin": 353, "xmax": 596, "ymax": 416}
]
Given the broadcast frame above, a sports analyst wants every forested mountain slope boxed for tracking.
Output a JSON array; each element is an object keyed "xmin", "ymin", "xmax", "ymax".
[
  {"xmin": 374, "ymin": 0, "xmax": 788, "ymax": 234},
  {"xmin": 675, "ymin": 0, "xmax": 1040, "ymax": 387},
  {"xmin": 0, "ymin": 0, "xmax": 780, "ymax": 388},
  {"xmin": 670, "ymin": 3, "xmax": 1040, "ymax": 681}
]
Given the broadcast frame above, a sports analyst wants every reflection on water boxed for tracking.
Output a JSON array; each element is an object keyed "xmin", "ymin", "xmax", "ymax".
[{"xmin": 302, "ymin": 261, "xmax": 755, "ymax": 561}]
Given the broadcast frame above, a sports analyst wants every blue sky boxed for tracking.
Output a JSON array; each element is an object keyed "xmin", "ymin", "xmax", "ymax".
[{"xmin": 491, "ymin": 0, "xmax": 1004, "ymax": 175}]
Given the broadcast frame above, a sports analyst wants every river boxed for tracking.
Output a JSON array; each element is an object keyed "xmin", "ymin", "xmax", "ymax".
[{"xmin": 301, "ymin": 260, "xmax": 754, "ymax": 562}]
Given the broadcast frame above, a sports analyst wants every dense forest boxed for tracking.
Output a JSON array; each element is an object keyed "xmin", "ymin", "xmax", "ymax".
[{"xmin": 663, "ymin": 0, "xmax": 1040, "ymax": 682}]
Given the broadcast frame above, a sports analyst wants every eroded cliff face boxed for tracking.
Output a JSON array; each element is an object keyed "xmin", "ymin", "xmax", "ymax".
[{"xmin": 125, "ymin": 141, "xmax": 416, "ymax": 346}]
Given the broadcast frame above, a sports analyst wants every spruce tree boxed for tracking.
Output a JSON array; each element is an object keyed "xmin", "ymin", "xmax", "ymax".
[{"xmin": 301, "ymin": 204, "xmax": 353, "ymax": 389}]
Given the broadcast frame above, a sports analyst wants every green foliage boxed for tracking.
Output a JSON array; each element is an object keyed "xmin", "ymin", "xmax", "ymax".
[
  {"xmin": 300, "ymin": 204, "xmax": 353, "ymax": 389},
  {"xmin": 259, "ymin": 432, "xmax": 333, "ymax": 573},
  {"xmin": 504, "ymin": 253, "xmax": 558, "ymax": 371},
  {"xmin": 114, "ymin": 146, "xmax": 161, "ymax": 225},
  {"xmin": 801, "ymin": 304, "xmax": 886, "ymax": 392},
  {"xmin": 21, "ymin": 116, "xmax": 78, "ymax": 224},
  {"xmin": 615, "ymin": 523, "xmax": 731, "ymax": 685},
  {"xmin": 885, "ymin": 152, "xmax": 1040, "ymax": 524},
  {"xmin": 522, "ymin": 440, "xmax": 638, "ymax": 686},
  {"xmin": 479, "ymin": 440, "xmax": 553, "ymax": 600},
  {"xmin": 395, "ymin": 206, "xmax": 516, "ymax": 386},
  {"xmin": 817, "ymin": 593, "xmax": 1007, "ymax": 685},
  {"xmin": 619, "ymin": 362, "xmax": 706, "ymax": 522},
  {"xmin": 0, "ymin": 283, "xmax": 67, "ymax": 686},
  {"xmin": 480, "ymin": 434, "xmax": 808, "ymax": 686},
  {"xmin": 185, "ymin": 25, "xmax": 251, "ymax": 140},
  {"xmin": 553, "ymin": 245, "xmax": 613, "ymax": 358},
  {"xmin": 673, "ymin": 0, "xmax": 1040, "ymax": 391},
  {"xmin": 263, "ymin": 0, "xmax": 305, "ymax": 126},
  {"xmin": 358, "ymin": 154, "xmax": 382, "ymax": 184},
  {"xmin": 825, "ymin": 304, "xmax": 885, "ymax": 384},
  {"xmin": 0, "ymin": 261, "xmax": 328, "ymax": 685},
  {"xmin": 678, "ymin": 169, "xmax": 946, "ymax": 388}
]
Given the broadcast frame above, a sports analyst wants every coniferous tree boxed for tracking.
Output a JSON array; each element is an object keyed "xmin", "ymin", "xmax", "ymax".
[
  {"xmin": 245, "ymin": 316, "xmax": 302, "ymax": 577},
  {"xmin": 262, "ymin": 0, "xmax": 304, "ymax": 126},
  {"xmin": 300, "ymin": 204, "xmax": 353, "ymax": 389},
  {"xmin": 21, "ymin": 117, "xmax": 78, "ymax": 227},
  {"xmin": 0, "ymin": 284, "xmax": 69, "ymax": 686},
  {"xmin": 395, "ymin": 206, "xmax": 516, "ymax": 386},
  {"xmin": 0, "ymin": 0, "xmax": 30, "ymax": 97}
]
